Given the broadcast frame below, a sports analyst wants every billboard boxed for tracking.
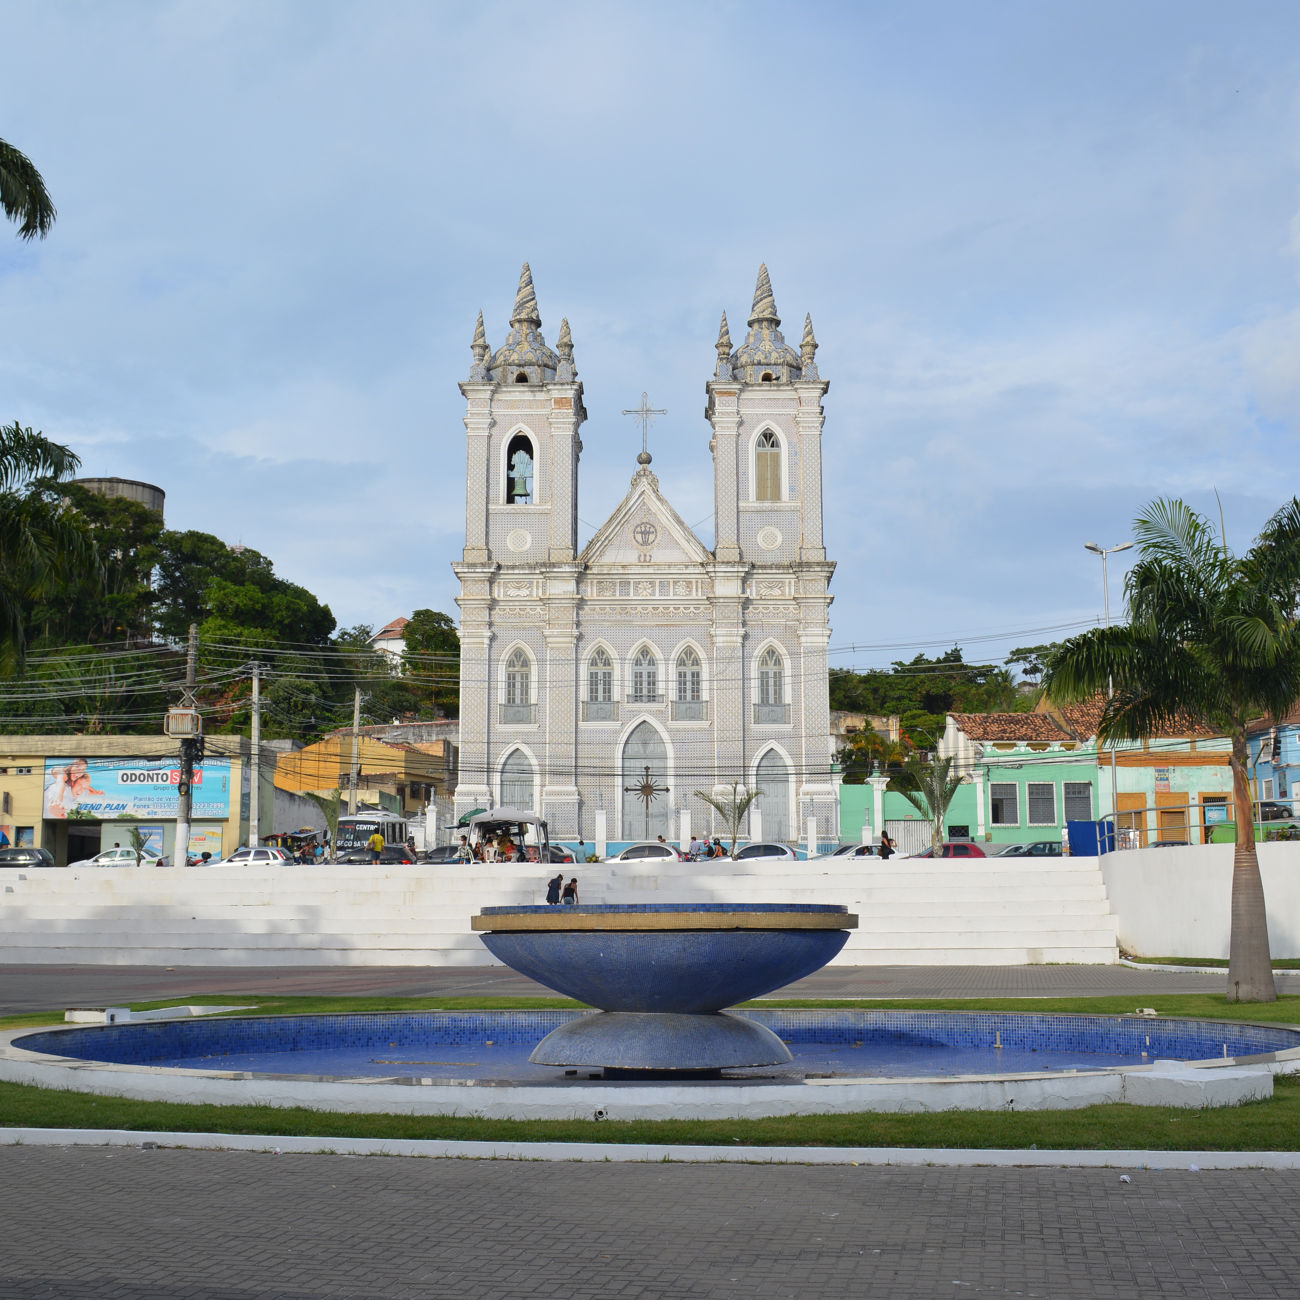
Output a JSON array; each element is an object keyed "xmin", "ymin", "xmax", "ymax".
[{"xmin": 44, "ymin": 757, "xmax": 232, "ymax": 821}]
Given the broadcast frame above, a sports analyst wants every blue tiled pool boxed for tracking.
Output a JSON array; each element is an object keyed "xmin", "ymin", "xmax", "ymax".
[{"xmin": 17, "ymin": 1011, "xmax": 1300, "ymax": 1083}]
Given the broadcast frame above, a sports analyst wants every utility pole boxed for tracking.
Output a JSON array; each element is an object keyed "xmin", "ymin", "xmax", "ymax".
[
  {"xmin": 170, "ymin": 623, "xmax": 200, "ymax": 867},
  {"xmin": 348, "ymin": 686, "xmax": 361, "ymax": 814},
  {"xmin": 249, "ymin": 661, "xmax": 263, "ymax": 849},
  {"xmin": 1084, "ymin": 541, "xmax": 1134, "ymax": 849}
]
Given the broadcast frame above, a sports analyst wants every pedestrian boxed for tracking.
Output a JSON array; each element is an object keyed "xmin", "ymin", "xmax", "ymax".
[
  {"xmin": 546, "ymin": 871, "xmax": 563, "ymax": 905},
  {"xmin": 656, "ymin": 834, "xmax": 666, "ymax": 843},
  {"xmin": 367, "ymin": 829, "xmax": 385, "ymax": 863},
  {"xmin": 688, "ymin": 833, "xmax": 704, "ymax": 860},
  {"xmin": 879, "ymin": 830, "xmax": 895, "ymax": 861},
  {"xmin": 455, "ymin": 834, "xmax": 474, "ymax": 864},
  {"xmin": 561, "ymin": 876, "xmax": 579, "ymax": 905}
]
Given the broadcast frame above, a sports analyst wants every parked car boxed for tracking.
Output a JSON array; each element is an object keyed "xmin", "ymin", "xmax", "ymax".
[
  {"xmin": 419, "ymin": 844, "xmax": 463, "ymax": 863},
  {"xmin": 907, "ymin": 842, "xmax": 988, "ymax": 859},
  {"xmin": 546, "ymin": 844, "xmax": 577, "ymax": 864},
  {"xmin": 1258, "ymin": 801, "xmax": 1296, "ymax": 822},
  {"xmin": 732, "ymin": 842, "xmax": 797, "ymax": 861},
  {"xmin": 819, "ymin": 843, "xmax": 877, "ymax": 859},
  {"xmin": 0, "ymin": 846, "xmax": 57, "ymax": 867},
  {"xmin": 989, "ymin": 841, "xmax": 1062, "ymax": 857},
  {"xmin": 607, "ymin": 841, "xmax": 685, "ymax": 861},
  {"xmin": 336, "ymin": 845, "xmax": 417, "ymax": 865},
  {"xmin": 217, "ymin": 846, "xmax": 293, "ymax": 866},
  {"xmin": 66, "ymin": 845, "xmax": 143, "ymax": 868}
]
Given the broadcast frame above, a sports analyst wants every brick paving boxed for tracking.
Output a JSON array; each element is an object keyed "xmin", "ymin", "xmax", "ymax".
[
  {"xmin": 3, "ymin": 1146, "xmax": 1298, "ymax": 1298},
  {"xmin": 5, "ymin": 961, "xmax": 1297, "ymax": 1017}
]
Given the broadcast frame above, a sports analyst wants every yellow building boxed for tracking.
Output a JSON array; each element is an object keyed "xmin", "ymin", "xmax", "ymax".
[
  {"xmin": 0, "ymin": 734, "xmax": 256, "ymax": 866},
  {"xmin": 273, "ymin": 733, "xmax": 456, "ymax": 817}
]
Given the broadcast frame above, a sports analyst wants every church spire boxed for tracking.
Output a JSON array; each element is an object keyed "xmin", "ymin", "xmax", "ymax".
[
  {"xmin": 747, "ymin": 263, "xmax": 780, "ymax": 329},
  {"xmin": 556, "ymin": 316, "xmax": 576, "ymax": 381},
  {"xmin": 510, "ymin": 262, "xmax": 542, "ymax": 328}
]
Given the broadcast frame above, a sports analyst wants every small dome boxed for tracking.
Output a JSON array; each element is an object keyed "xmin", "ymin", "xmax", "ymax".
[
  {"xmin": 731, "ymin": 264, "xmax": 801, "ymax": 383},
  {"xmin": 489, "ymin": 263, "xmax": 559, "ymax": 383}
]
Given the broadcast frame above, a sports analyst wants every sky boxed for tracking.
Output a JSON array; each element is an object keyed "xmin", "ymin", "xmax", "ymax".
[{"xmin": 5, "ymin": 0, "xmax": 1300, "ymax": 673}]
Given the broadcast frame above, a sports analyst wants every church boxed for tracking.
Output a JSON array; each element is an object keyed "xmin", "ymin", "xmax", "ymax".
[{"xmin": 451, "ymin": 264, "xmax": 838, "ymax": 850}]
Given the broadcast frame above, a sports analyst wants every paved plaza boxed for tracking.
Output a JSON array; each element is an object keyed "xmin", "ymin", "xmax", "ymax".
[{"xmin": 3, "ymin": 1145, "xmax": 1298, "ymax": 1299}]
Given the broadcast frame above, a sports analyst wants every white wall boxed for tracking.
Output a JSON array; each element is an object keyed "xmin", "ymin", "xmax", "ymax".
[{"xmin": 1099, "ymin": 842, "xmax": 1300, "ymax": 959}]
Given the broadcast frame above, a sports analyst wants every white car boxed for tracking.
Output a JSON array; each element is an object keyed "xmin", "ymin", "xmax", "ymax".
[
  {"xmin": 216, "ymin": 846, "xmax": 292, "ymax": 866},
  {"xmin": 732, "ymin": 842, "xmax": 798, "ymax": 861},
  {"xmin": 607, "ymin": 841, "xmax": 685, "ymax": 861},
  {"xmin": 67, "ymin": 846, "xmax": 144, "ymax": 869}
]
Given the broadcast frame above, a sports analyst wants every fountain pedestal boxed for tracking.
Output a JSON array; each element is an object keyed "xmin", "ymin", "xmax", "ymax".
[{"xmin": 471, "ymin": 904, "xmax": 858, "ymax": 1073}]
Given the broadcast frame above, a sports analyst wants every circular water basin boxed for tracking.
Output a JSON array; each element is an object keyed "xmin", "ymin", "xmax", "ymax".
[{"xmin": 15, "ymin": 1010, "xmax": 1300, "ymax": 1083}]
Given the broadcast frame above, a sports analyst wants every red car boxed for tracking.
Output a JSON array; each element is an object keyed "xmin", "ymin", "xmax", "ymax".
[{"xmin": 908, "ymin": 842, "xmax": 987, "ymax": 859}]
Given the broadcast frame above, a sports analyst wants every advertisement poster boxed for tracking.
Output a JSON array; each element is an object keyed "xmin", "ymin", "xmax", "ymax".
[
  {"xmin": 43, "ymin": 757, "xmax": 232, "ymax": 821},
  {"xmin": 188, "ymin": 824, "xmax": 225, "ymax": 860}
]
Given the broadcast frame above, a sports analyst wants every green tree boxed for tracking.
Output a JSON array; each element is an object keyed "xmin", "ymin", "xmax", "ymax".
[
  {"xmin": 402, "ymin": 608, "xmax": 460, "ymax": 717},
  {"xmin": 0, "ymin": 422, "xmax": 96, "ymax": 675},
  {"xmin": 694, "ymin": 783, "xmax": 760, "ymax": 857},
  {"xmin": 835, "ymin": 726, "xmax": 911, "ymax": 784},
  {"xmin": 1045, "ymin": 496, "xmax": 1300, "ymax": 1003},
  {"xmin": 888, "ymin": 754, "xmax": 962, "ymax": 853},
  {"xmin": 0, "ymin": 138, "xmax": 55, "ymax": 241}
]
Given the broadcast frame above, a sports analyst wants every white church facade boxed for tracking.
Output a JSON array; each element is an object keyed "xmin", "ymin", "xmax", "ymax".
[{"xmin": 452, "ymin": 264, "xmax": 838, "ymax": 850}]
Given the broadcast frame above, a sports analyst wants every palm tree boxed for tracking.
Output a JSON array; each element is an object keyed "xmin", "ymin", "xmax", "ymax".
[
  {"xmin": 0, "ymin": 421, "xmax": 95, "ymax": 674},
  {"xmin": 1045, "ymin": 496, "xmax": 1300, "ymax": 1003},
  {"xmin": 694, "ymin": 783, "xmax": 760, "ymax": 858},
  {"xmin": 0, "ymin": 138, "xmax": 56, "ymax": 241},
  {"xmin": 889, "ymin": 754, "xmax": 962, "ymax": 853}
]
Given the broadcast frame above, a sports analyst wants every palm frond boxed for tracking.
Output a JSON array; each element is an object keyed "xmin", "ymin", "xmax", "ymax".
[{"xmin": 0, "ymin": 139, "xmax": 56, "ymax": 241}]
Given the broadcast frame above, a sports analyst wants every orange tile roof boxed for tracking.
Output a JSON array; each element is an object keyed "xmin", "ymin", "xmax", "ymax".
[{"xmin": 949, "ymin": 712, "xmax": 1069, "ymax": 742}]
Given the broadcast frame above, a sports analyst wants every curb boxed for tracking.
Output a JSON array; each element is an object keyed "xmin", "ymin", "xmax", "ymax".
[{"xmin": 5, "ymin": 1127, "xmax": 1300, "ymax": 1169}]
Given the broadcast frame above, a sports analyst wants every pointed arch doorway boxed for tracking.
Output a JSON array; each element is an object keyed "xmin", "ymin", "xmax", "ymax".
[{"xmin": 621, "ymin": 721, "xmax": 672, "ymax": 841}]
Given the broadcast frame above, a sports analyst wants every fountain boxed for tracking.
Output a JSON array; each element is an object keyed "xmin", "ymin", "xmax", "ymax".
[{"xmin": 472, "ymin": 902, "xmax": 857, "ymax": 1074}]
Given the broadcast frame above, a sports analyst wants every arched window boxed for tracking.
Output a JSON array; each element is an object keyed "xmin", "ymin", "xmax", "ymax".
[
  {"xmin": 673, "ymin": 647, "xmax": 705, "ymax": 721},
  {"xmin": 755, "ymin": 647, "xmax": 787, "ymax": 724},
  {"xmin": 630, "ymin": 647, "xmax": 659, "ymax": 703},
  {"xmin": 588, "ymin": 648, "xmax": 613, "ymax": 702},
  {"xmin": 584, "ymin": 648, "xmax": 615, "ymax": 721},
  {"xmin": 514, "ymin": 371, "xmax": 529, "ymax": 384},
  {"xmin": 756, "ymin": 750, "xmax": 792, "ymax": 842},
  {"xmin": 675, "ymin": 648, "xmax": 701, "ymax": 702},
  {"xmin": 502, "ymin": 648, "xmax": 532, "ymax": 723},
  {"xmin": 755, "ymin": 430, "xmax": 781, "ymax": 501},
  {"xmin": 621, "ymin": 721, "xmax": 671, "ymax": 841},
  {"xmin": 505, "ymin": 433, "xmax": 534, "ymax": 504},
  {"xmin": 500, "ymin": 750, "xmax": 535, "ymax": 810}
]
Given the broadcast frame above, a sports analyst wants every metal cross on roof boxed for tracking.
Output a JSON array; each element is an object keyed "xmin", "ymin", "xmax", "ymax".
[
  {"xmin": 624, "ymin": 764, "xmax": 669, "ymax": 840},
  {"xmin": 621, "ymin": 391, "xmax": 666, "ymax": 461}
]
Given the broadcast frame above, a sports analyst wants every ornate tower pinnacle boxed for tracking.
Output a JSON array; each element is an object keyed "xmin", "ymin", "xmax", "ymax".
[
  {"xmin": 469, "ymin": 309, "xmax": 490, "ymax": 379},
  {"xmin": 800, "ymin": 313, "xmax": 819, "ymax": 380},
  {"xmin": 747, "ymin": 263, "xmax": 780, "ymax": 328},
  {"xmin": 715, "ymin": 311, "xmax": 734, "ymax": 380},
  {"xmin": 510, "ymin": 262, "xmax": 542, "ymax": 328},
  {"xmin": 556, "ymin": 316, "xmax": 576, "ymax": 381}
]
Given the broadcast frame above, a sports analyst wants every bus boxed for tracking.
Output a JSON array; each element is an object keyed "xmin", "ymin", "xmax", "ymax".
[{"xmin": 335, "ymin": 809, "xmax": 410, "ymax": 858}]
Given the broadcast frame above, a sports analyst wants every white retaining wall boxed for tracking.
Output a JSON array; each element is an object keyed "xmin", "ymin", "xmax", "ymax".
[
  {"xmin": 0, "ymin": 855, "xmax": 1119, "ymax": 967},
  {"xmin": 1099, "ymin": 842, "xmax": 1300, "ymax": 959}
]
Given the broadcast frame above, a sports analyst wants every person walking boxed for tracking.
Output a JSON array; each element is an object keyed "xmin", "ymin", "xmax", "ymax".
[
  {"xmin": 367, "ymin": 829, "xmax": 385, "ymax": 863},
  {"xmin": 878, "ymin": 830, "xmax": 895, "ymax": 861},
  {"xmin": 561, "ymin": 877, "xmax": 579, "ymax": 905},
  {"xmin": 545, "ymin": 871, "xmax": 564, "ymax": 905}
]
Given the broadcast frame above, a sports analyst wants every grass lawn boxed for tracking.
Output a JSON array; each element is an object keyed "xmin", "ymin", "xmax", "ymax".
[
  {"xmin": 1123, "ymin": 956, "xmax": 1300, "ymax": 970},
  {"xmin": 2, "ymin": 994, "xmax": 1298, "ymax": 1151}
]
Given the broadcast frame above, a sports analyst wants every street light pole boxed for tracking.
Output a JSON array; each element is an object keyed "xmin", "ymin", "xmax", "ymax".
[{"xmin": 1084, "ymin": 541, "xmax": 1133, "ymax": 847}]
